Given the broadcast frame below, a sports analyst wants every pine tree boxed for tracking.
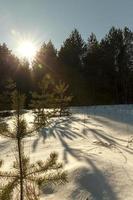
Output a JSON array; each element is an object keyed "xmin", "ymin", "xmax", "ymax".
[
  {"xmin": 31, "ymin": 74, "xmax": 56, "ymax": 128},
  {"xmin": 31, "ymin": 74, "xmax": 72, "ymax": 125},
  {"xmin": 0, "ymin": 89, "xmax": 67, "ymax": 200},
  {"xmin": 0, "ymin": 78, "xmax": 16, "ymax": 111},
  {"xmin": 59, "ymin": 29, "xmax": 86, "ymax": 68},
  {"xmin": 32, "ymin": 41, "xmax": 58, "ymax": 86},
  {"xmin": 54, "ymin": 81, "xmax": 72, "ymax": 117}
]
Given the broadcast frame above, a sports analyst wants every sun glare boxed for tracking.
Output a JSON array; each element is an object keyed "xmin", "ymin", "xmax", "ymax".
[{"xmin": 17, "ymin": 40, "xmax": 37, "ymax": 61}]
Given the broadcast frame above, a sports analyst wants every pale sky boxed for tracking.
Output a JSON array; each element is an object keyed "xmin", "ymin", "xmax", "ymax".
[{"xmin": 0, "ymin": 0, "xmax": 133, "ymax": 52}]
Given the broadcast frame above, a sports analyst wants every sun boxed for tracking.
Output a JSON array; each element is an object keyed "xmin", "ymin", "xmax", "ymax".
[{"xmin": 17, "ymin": 40, "xmax": 37, "ymax": 61}]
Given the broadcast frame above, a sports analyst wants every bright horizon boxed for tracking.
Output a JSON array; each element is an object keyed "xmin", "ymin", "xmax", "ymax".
[{"xmin": 0, "ymin": 0, "xmax": 133, "ymax": 54}]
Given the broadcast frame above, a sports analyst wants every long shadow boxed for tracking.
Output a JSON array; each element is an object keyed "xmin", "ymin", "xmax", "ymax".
[
  {"xmin": 32, "ymin": 116, "xmax": 85, "ymax": 152},
  {"xmin": 41, "ymin": 148, "xmax": 117, "ymax": 200},
  {"xmin": 31, "ymin": 109, "xmax": 131, "ymax": 199},
  {"xmin": 71, "ymin": 105, "xmax": 133, "ymax": 126},
  {"xmin": 32, "ymin": 113, "xmax": 133, "ymax": 163},
  {"xmin": 57, "ymin": 133, "xmax": 83, "ymax": 163},
  {"xmin": 0, "ymin": 140, "xmax": 11, "ymax": 153},
  {"xmin": 90, "ymin": 116, "xmax": 132, "ymax": 137},
  {"xmin": 82, "ymin": 125, "xmax": 127, "ymax": 143},
  {"xmin": 82, "ymin": 127, "xmax": 133, "ymax": 163},
  {"xmin": 40, "ymin": 144, "xmax": 117, "ymax": 200},
  {"xmin": 70, "ymin": 158, "xmax": 117, "ymax": 200}
]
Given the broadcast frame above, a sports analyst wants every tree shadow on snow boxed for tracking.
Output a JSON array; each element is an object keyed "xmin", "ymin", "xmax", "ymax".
[
  {"xmin": 31, "ymin": 110, "xmax": 132, "ymax": 200},
  {"xmin": 32, "ymin": 113, "xmax": 133, "ymax": 164},
  {"xmin": 32, "ymin": 115, "xmax": 84, "ymax": 153},
  {"xmin": 69, "ymin": 158, "xmax": 117, "ymax": 200},
  {"xmin": 72, "ymin": 105, "xmax": 133, "ymax": 127},
  {"xmin": 80, "ymin": 123, "xmax": 133, "ymax": 168}
]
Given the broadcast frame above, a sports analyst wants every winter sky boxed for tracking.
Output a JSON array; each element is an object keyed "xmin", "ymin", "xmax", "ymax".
[{"xmin": 0, "ymin": 0, "xmax": 133, "ymax": 51}]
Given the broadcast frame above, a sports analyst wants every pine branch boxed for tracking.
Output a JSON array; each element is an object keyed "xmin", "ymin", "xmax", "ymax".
[
  {"xmin": 0, "ymin": 177, "xmax": 19, "ymax": 200},
  {"xmin": 26, "ymin": 153, "xmax": 62, "ymax": 177},
  {"xmin": 0, "ymin": 171, "xmax": 18, "ymax": 178},
  {"xmin": 36, "ymin": 171, "xmax": 68, "ymax": 186},
  {"xmin": 0, "ymin": 160, "xmax": 3, "ymax": 168},
  {"xmin": 24, "ymin": 181, "xmax": 39, "ymax": 200}
]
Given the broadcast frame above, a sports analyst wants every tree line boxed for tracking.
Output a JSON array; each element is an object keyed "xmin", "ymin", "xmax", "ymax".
[{"xmin": 0, "ymin": 26, "xmax": 133, "ymax": 109}]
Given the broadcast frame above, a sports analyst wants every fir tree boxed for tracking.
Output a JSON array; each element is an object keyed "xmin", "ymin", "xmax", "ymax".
[
  {"xmin": 31, "ymin": 74, "xmax": 56, "ymax": 128},
  {"xmin": 54, "ymin": 81, "xmax": 72, "ymax": 117},
  {"xmin": 0, "ymin": 89, "xmax": 67, "ymax": 200},
  {"xmin": 0, "ymin": 78, "xmax": 16, "ymax": 111}
]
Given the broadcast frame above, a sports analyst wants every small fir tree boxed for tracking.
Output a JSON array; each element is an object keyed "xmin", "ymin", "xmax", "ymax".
[
  {"xmin": 54, "ymin": 81, "xmax": 72, "ymax": 117},
  {"xmin": 31, "ymin": 74, "xmax": 56, "ymax": 128},
  {"xmin": 0, "ymin": 89, "xmax": 67, "ymax": 200},
  {"xmin": 31, "ymin": 74, "xmax": 72, "ymax": 128}
]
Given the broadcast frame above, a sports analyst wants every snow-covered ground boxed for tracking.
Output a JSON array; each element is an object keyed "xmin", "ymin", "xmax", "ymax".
[{"xmin": 0, "ymin": 105, "xmax": 133, "ymax": 200}]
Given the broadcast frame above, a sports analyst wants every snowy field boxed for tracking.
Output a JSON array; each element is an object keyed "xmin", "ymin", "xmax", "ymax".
[{"xmin": 0, "ymin": 105, "xmax": 133, "ymax": 200}]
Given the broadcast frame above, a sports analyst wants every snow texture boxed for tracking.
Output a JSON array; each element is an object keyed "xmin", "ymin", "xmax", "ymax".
[{"xmin": 0, "ymin": 105, "xmax": 133, "ymax": 200}]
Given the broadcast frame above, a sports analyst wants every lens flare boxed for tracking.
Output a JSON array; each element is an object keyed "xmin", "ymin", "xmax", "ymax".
[{"xmin": 17, "ymin": 40, "xmax": 37, "ymax": 61}]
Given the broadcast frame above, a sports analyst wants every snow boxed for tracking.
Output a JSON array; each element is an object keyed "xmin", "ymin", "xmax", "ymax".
[{"xmin": 0, "ymin": 105, "xmax": 133, "ymax": 200}]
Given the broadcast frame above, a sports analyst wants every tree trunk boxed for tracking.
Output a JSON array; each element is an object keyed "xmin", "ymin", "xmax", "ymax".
[
  {"xmin": 17, "ymin": 138, "xmax": 24, "ymax": 200},
  {"xmin": 17, "ymin": 93, "xmax": 24, "ymax": 200}
]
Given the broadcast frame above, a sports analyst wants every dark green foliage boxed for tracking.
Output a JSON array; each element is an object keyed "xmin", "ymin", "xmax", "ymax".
[
  {"xmin": 98, "ymin": 27, "xmax": 133, "ymax": 103},
  {"xmin": 0, "ymin": 44, "xmax": 19, "ymax": 84},
  {"xmin": 54, "ymin": 81, "xmax": 72, "ymax": 116},
  {"xmin": 0, "ymin": 79, "xmax": 16, "ymax": 110},
  {"xmin": 31, "ymin": 74, "xmax": 56, "ymax": 127},
  {"xmin": 15, "ymin": 59, "xmax": 32, "ymax": 104},
  {"xmin": 59, "ymin": 29, "xmax": 86, "ymax": 68},
  {"xmin": 31, "ymin": 74, "xmax": 72, "ymax": 129},
  {"xmin": 0, "ymin": 27, "xmax": 133, "ymax": 105},
  {"xmin": 32, "ymin": 41, "xmax": 59, "ymax": 89}
]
